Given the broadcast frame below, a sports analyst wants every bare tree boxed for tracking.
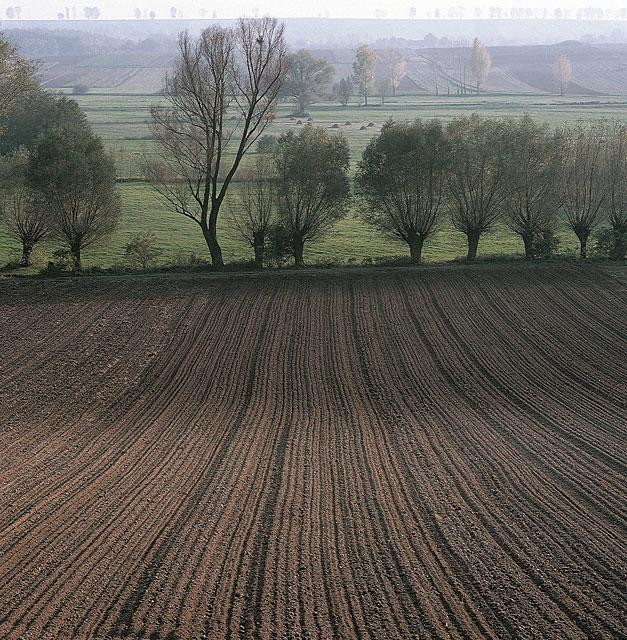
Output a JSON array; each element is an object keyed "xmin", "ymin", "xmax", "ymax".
[
  {"xmin": 446, "ymin": 115, "xmax": 508, "ymax": 261},
  {"xmin": 553, "ymin": 55, "xmax": 572, "ymax": 96},
  {"xmin": 353, "ymin": 45, "xmax": 377, "ymax": 106},
  {"xmin": 275, "ymin": 126, "xmax": 350, "ymax": 267},
  {"xmin": 501, "ymin": 115, "xmax": 563, "ymax": 259},
  {"xmin": 356, "ymin": 119, "xmax": 450, "ymax": 264},
  {"xmin": 231, "ymin": 155, "xmax": 275, "ymax": 268},
  {"xmin": 471, "ymin": 38, "xmax": 491, "ymax": 93},
  {"xmin": 0, "ymin": 151, "xmax": 49, "ymax": 266},
  {"xmin": 145, "ymin": 19, "xmax": 287, "ymax": 268},
  {"xmin": 560, "ymin": 123, "xmax": 606, "ymax": 258},
  {"xmin": 602, "ymin": 121, "xmax": 627, "ymax": 259}
]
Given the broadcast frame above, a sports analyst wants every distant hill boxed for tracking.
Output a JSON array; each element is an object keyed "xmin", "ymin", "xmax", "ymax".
[
  {"xmin": 314, "ymin": 41, "xmax": 627, "ymax": 95},
  {"xmin": 3, "ymin": 17, "xmax": 627, "ymax": 48},
  {"xmin": 9, "ymin": 28, "xmax": 626, "ymax": 96}
]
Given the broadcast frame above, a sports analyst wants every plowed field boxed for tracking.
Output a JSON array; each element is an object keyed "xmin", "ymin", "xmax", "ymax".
[{"xmin": 0, "ymin": 263, "xmax": 625, "ymax": 640}]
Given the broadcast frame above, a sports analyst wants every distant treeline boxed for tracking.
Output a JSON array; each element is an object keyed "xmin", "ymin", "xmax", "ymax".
[{"xmin": 4, "ymin": 28, "xmax": 177, "ymax": 57}]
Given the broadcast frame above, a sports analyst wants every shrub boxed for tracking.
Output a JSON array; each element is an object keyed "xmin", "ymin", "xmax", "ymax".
[
  {"xmin": 256, "ymin": 134, "xmax": 278, "ymax": 155},
  {"xmin": 72, "ymin": 83, "xmax": 89, "ymax": 95},
  {"xmin": 532, "ymin": 229, "xmax": 560, "ymax": 259},
  {"xmin": 39, "ymin": 248, "xmax": 72, "ymax": 275},
  {"xmin": 592, "ymin": 227, "xmax": 623, "ymax": 258},
  {"xmin": 124, "ymin": 231, "xmax": 162, "ymax": 270}
]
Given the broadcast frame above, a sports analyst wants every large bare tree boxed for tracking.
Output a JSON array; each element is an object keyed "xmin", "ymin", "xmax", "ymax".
[
  {"xmin": 560, "ymin": 123, "xmax": 606, "ymax": 258},
  {"xmin": 446, "ymin": 115, "xmax": 508, "ymax": 261},
  {"xmin": 145, "ymin": 18, "xmax": 287, "ymax": 268},
  {"xmin": 501, "ymin": 115, "xmax": 563, "ymax": 259}
]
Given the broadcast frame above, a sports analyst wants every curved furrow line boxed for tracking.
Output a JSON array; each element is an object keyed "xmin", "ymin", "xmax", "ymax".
[
  {"xmin": 0, "ymin": 295, "xmax": 215, "ymax": 571},
  {"xmin": 539, "ymin": 267, "xmax": 627, "ymax": 335},
  {"xmin": 314, "ymin": 283, "xmax": 372, "ymax": 639},
  {"xmin": 0, "ymin": 297, "xmax": 104, "ymax": 378},
  {"xmin": 71, "ymin": 285, "xmax": 279, "ymax": 639},
  {"xmin": 472, "ymin": 277, "xmax": 626, "ymax": 426},
  {"xmin": 400, "ymin": 275, "xmax": 625, "ymax": 635},
  {"xmin": 472, "ymin": 271, "xmax": 626, "ymax": 421},
  {"xmin": 0, "ymin": 295, "xmax": 191, "ymax": 530},
  {"xmin": 422, "ymin": 275, "xmax": 626, "ymax": 479},
  {"xmin": 528, "ymin": 276, "xmax": 627, "ymax": 365},
  {"xmin": 98, "ymin": 284, "xmax": 284, "ymax": 640},
  {"xmin": 352, "ymin": 276, "xmax": 535, "ymax": 638},
  {"xmin": 321, "ymin": 291, "xmax": 410, "ymax": 638},
  {"xmin": 400, "ymin": 274, "xmax": 626, "ymax": 535},
  {"xmin": 450, "ymin": 274, "xmax": 626, "ymax": 457},
  {"xmin": 390, "ymin": 275, "xmax": 625, "ymax": 567},
  {"xmin": 346, "ymin": 279, "xmax": 487, "ymax": 638},
  {"xmin": 0, "ymin": 297, "xmax": 178, "ymax": 490},
  {"xmin": 387, "ymin": 279, "xmax": 626, "ymax": 616},
  {"xmin": 141, "ymin": 281, "xmax": 294, "ymax": 639},
  {"xmin": 0, "ymin": 288, "xmax": 264, "ymax": 632}
]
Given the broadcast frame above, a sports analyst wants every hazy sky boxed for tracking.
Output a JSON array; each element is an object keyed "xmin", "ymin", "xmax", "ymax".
[{"xmin": 5, "ymin": 0, "xmax": 619, "ymax": 21}]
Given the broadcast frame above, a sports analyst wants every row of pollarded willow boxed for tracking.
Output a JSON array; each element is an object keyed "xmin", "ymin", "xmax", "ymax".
[
  {"xmin": 357, "ymin": 115, "xmax": 626, "ymax": 263},
  {"xmin": 232, "ymin": 115, "xmax": 625, "ymax": 268}
]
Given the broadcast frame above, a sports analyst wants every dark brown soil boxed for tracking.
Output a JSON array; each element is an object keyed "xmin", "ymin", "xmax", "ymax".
[{"xmin": 0, "ymin": 263, "xmax": 625, "ymax": 639}]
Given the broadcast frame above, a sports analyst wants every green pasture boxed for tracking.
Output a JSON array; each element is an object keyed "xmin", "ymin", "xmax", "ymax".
[{"xmin": 3, "ymin": 91, "xmax": 620, "ymax": 270}]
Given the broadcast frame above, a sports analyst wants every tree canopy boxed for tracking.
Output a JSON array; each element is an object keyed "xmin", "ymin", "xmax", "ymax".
[
  {"xmin": 282, "ymin": 50, "xmax": 334, "ymax": 116},
  {"xmin": 356, "ymin": 119, "xmax": 450, "ymax": 263},
  {"xmin": 275, "ymin": 126, "xmax": 350, "ymax": 266}
]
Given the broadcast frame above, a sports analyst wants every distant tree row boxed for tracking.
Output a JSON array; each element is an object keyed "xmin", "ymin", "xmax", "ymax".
[{"xmin": 282, "ymin": 41, "xmax": 574, "ymax": 112}]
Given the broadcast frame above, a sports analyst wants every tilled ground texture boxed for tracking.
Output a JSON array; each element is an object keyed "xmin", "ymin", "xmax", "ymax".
[{"xmin": 0, "ymin": 263, "xmax": 625, "ymax": 640}]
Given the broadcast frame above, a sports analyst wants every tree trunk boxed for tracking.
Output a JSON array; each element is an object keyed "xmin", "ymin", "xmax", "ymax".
[
  {"xmin": 253, "ymin": 231, "xmax": 265, "ymax": 269},
  {"xmin": 20, "ymin": 242, "xmax": 33, "ymax": 267},
  {"xmin": 408, "ymin": 236, "xmax": 424, "ymax": 264},
  {"xmin": 292, "ymin": 236, "xmax": 305, "ymax": 267},
  {"xmin": 71, "ymin": 242, "xmax": 81, "ymax": 272},
  {"xmin": 576, "ymin": 230, "xmax": 589, "ymax": 259},
  {"xmin": 466, "ymin": 230, "xmax": 480, "ymax": 261},
  {"xmin": 364, "ymin": 90, "xmax": 368, "ymax": 106},
  {"xmin": 522, "ymin": 232, "xmax": 534, "ymax": 260},
  {"xmin": 201, "ymin": 214, "xmax": 224, "ymax": 268},
  {"xmin": 612, "ymin": 225, "xmax": 626, "ymax": 260}
]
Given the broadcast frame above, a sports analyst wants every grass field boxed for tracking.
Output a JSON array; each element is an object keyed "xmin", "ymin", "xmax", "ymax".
[{"xmin": 4, "ymin": 93, "xmax": 625, "ymax": 269}]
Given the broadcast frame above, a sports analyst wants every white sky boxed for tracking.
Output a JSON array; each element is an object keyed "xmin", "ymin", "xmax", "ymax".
[{"xmin": 5, "ymin": 0, "xmax": 623, "ymax": 20}]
